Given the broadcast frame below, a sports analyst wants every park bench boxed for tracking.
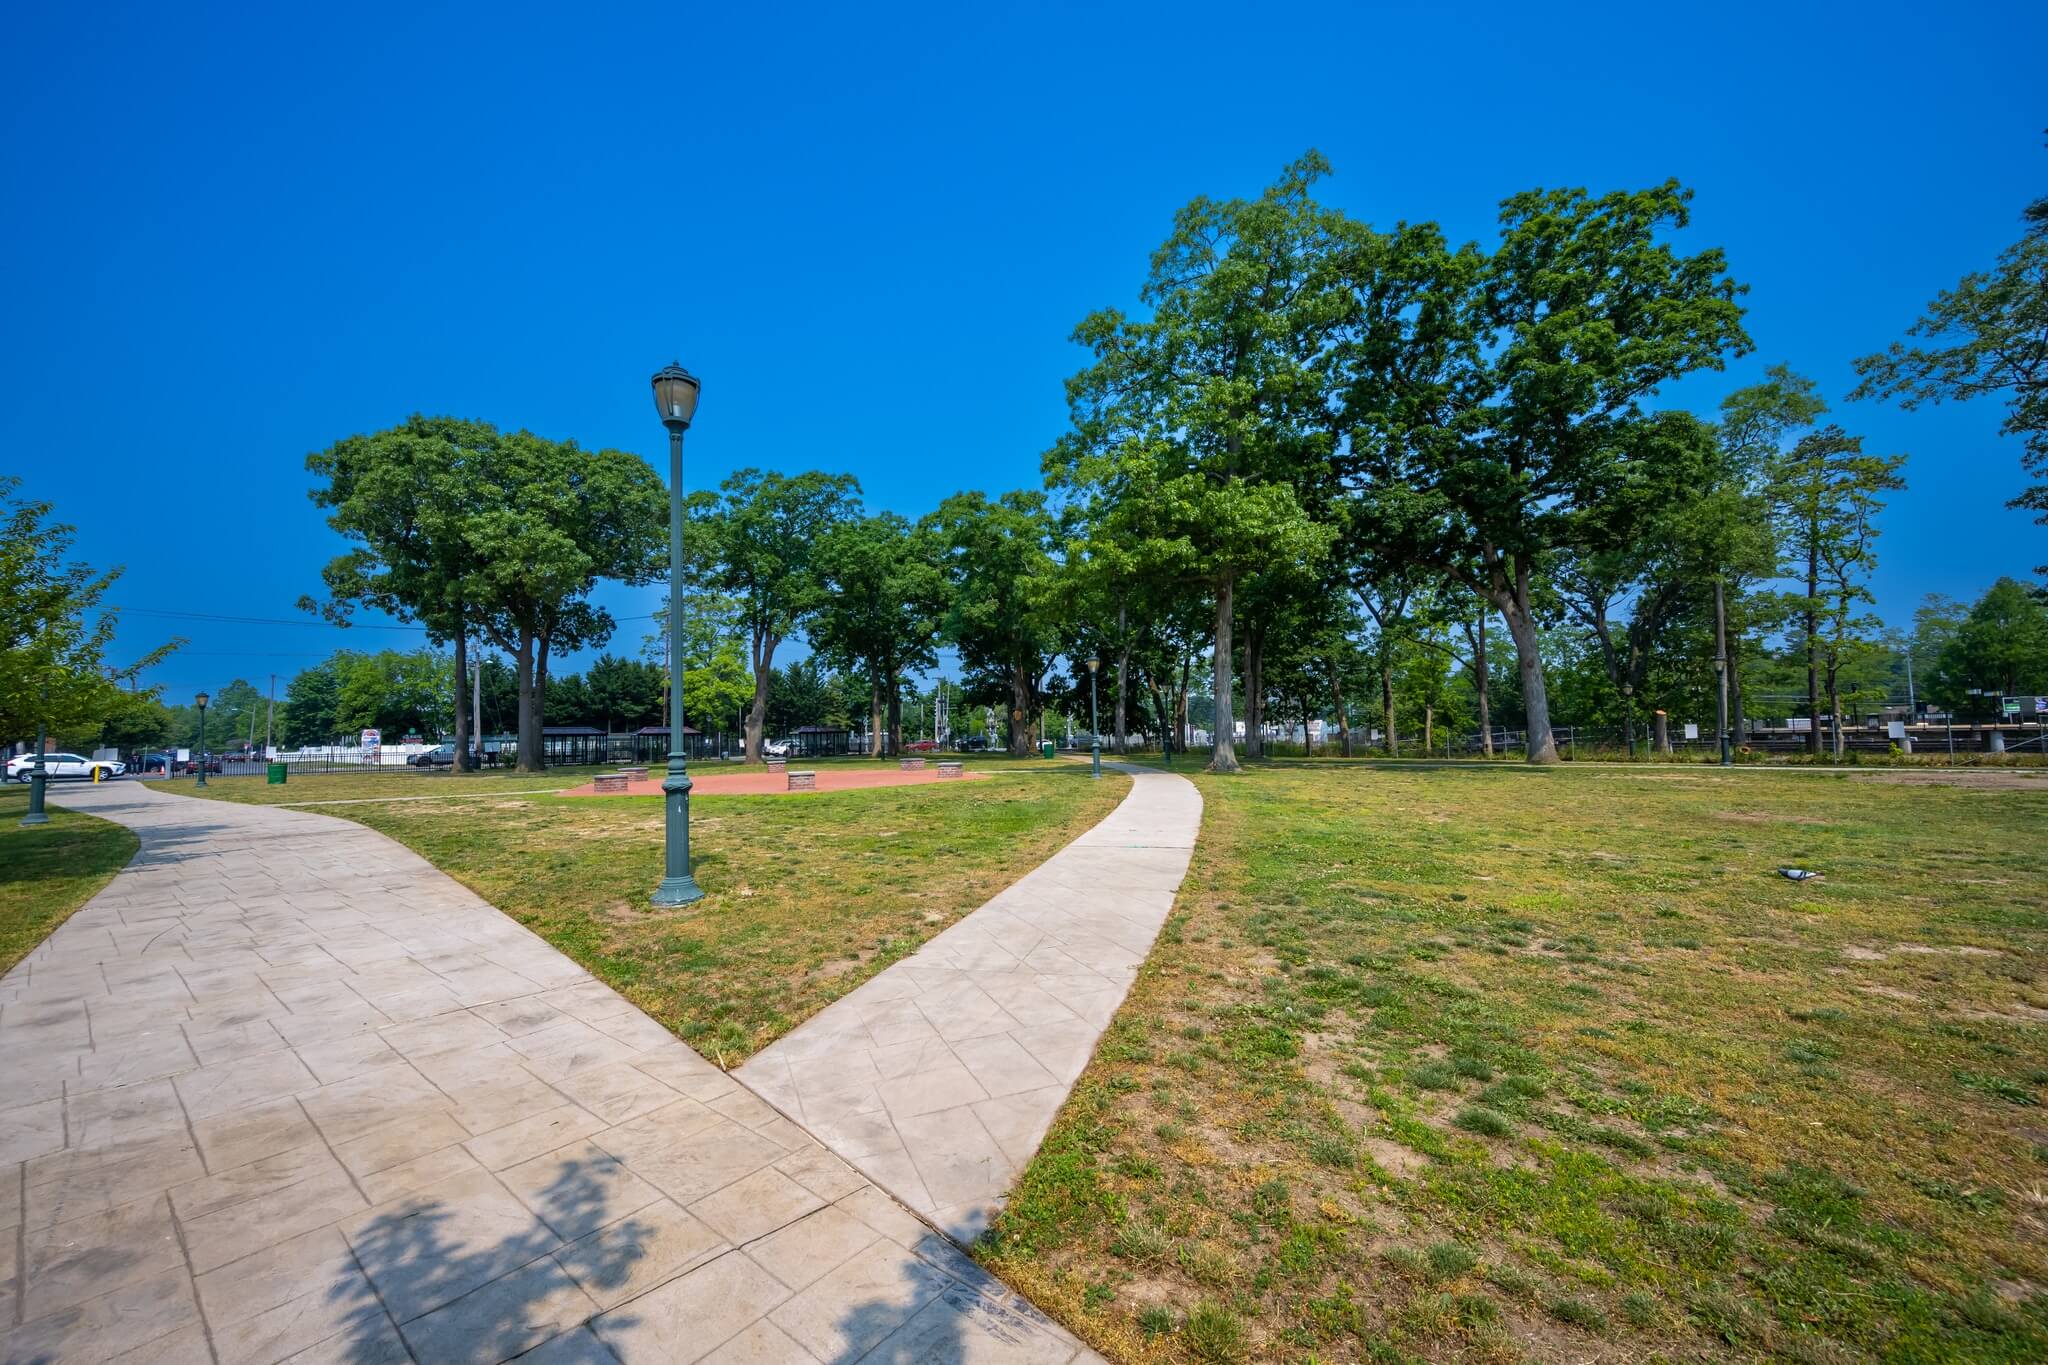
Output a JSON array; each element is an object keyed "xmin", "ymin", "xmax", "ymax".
[
  {"xmin": 899, "ymin": 756, "xmax": 926, "ymax": 770},
  {"xmin": 937, "ymin": 761, "xmax": 964, "ymax": 779},
  {"xmin": 592, "ymin": 774, "xmax": 629, "ymax": 794},
  {"xmin": 787, "ymin": 769, "xmax": 817, "ymax": 790}
]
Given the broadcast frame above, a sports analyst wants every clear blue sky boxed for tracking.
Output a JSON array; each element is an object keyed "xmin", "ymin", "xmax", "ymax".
[{"xmin": 4, "ymin": 1, "xmax": 2042, "ymax": 702}]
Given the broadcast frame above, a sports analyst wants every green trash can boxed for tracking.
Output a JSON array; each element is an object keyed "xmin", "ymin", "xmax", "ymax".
[
  {"xmin": 266, "ymin": 762, "xmax": 287, "ymax": 785},
  {"xmin": 1040, "ymin": 741, "xmax": 1055, "ymax": 759}
]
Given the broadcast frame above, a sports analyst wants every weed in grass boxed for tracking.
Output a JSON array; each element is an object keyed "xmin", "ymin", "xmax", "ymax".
[
  {"xmin": 1477, "ymin": 1075, "xmax": 1546, "ymax": 1109},
  {"xmin": 1184, "ymin": 1302, "xmax": 1246, "ymax": 1362},
  {"xmin": 1486, "ymin": 1264, "xmax": 1537, "ymax": 1299},
  {"xmin": 1453, "ymin": 1106, "xmax": 1514, "ymax": 1138},
  {"xmin": 1112, "ymin": 1219, "xmax": 1170, "ymax": 1263},
  {"xmin": 1382, "ymin": 1246, "xmax": 1428, "ymax": 1277},
  {"xmin": 1082, "ymin": 1281, "xmax": 1114, "ymax": 1310},
  {"xmin": 1955, "ymin": 1069, "xmax": 2040, "ymax": 1105},
  {"xmin": 1453, "ymin": 1055, "xmax": 1496, "ymax": 1081},
  {"xmin": 1410, "ymin": 1062, "xmax": 1458, "ymax": 1090},
  {"xmin": 1453, "ymin": 1292, "xmax": 1502, "ymax": 1326},
  {"xmin": 1155, "ymin": 1121, "xmax": 1187, "ymax": 1143},
  {"xmin": 1620, "ymin": 1290, "xmax": 1657, "ymax": 1327},
  {"xmin": 1307, "ymin": 1136, "xmax": 1355, "ymax": 1169},
  {"xmin": 1137, "ymin": 1305, "xmax": 1174, "ymax": 1336},
  {"xmin": 1549, "ymin": 1296, "xmax": 1607, "ymax": 1332},
  {"xmin": 1425, "ymin": 1241, "xmax": 1478, "ymax": 1279}
]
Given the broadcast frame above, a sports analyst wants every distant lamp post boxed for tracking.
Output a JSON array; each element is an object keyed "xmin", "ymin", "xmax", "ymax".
[
  {"xmin": 1086, "ymin": 656, "xmax": 1101, "ymax": 779},
  {"xmin": 19, "ymin": 687, "xmax": 49, "ymax": 827},
  {"xmin": 650, "ymin": 362, "xmax": 704, "ymax": 906},
  {"xmin": 194, "ymin": 692, "xmax": 210, "ymax": 788}
]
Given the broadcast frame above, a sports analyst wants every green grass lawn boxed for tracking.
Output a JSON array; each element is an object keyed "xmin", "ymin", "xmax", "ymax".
[
  {"xmin": 166, "ymin": 761, "xmax": 1127, "ymax": 1063},
  {"xmin": 0, "ymin": 785, "xmax": 138, "ymax": 976},
  {"xmin": 983, "ymin": 761, "xmax": 2048, "ymax": 1364}
]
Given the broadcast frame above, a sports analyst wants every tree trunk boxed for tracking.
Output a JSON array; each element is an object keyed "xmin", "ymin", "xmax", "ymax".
[
  {"xmin": 1114, "ymin": 644, "xmax": 1130, "ymax": 754},
  {"xmin": 1008, "ymin": 665, "xmax": 1033, "ymax": 757},
  {"xmin": 886, "ymin": 675, "xmax": 902, "ymax": 756},
  {"xmin": 869, "ymin": 673, "xmax": 884, "ymax": 757},
  {"xmin": 1499, "ymin": 595, "xmax": 1559, "ymax": 763},
  {"xmin": 1827, "ymin": 665, "xmax": 1843, "ymax": 760},
  {"xmin": 1329, "ymin": 664, "xmax": 1353, "ymax": 757},
  {"xmin": 1425, "ymin": 704, "xmax": 1434, "ymax": 756},
  {"xmin": 1805, "ymin": 544, "xmax": 1822, "ymax": 755},
  {"xmin": 1380, "ymin": 659, "xmax": 1397, "ymax": 756},
  {"xmin": 514, "ymin": 632, "xmax": 543, "ymax": 772},
  {"xmin": 1210, "ymin": 573, "xmax": 1240, "ymax": 772},
  {"xmin": 453, "ymin": 626, "xmax": 473, "ymax": 773},
  {"xmin": 1243, "ymin": 626, "xmax": 1264, "ymax": 760},
  {"xmin": 746, "ymin": 631, "xmax": 776, "ymax": 763},
  {"xmin": 1475, "ymin": 606, "xmax": 1492, "ymax": 757}
]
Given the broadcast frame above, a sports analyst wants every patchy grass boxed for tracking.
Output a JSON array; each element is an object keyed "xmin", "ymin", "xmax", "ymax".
[
  {"xmin": 982, "ymin": 762, "xmax": 2048, "ymax": 1363},
  {"xmin": 166, "ymin": 761, "xmax": 1126, "ymax": 1063},
  {"xmin": 0, "ymin": 786, "xmax": 137, "ymax": 975}
]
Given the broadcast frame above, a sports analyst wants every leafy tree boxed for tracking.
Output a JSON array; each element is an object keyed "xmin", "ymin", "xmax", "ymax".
[
  {"xmin": 1053, "ymin": 154, "xmax": 1347, "ymax": 772},
  {"xmin": 583, "ymin": 654, "xmax": 666, "ymax": 732},
  {"xmin": 282, "ymin": 659, "xmax": 342, "ymax": 746},
  {"xmin": 541, "ymin": 673, "xmax": 593, "ymax": 727},
  {"xmin": 1853, "ymin": 182, "xmax": 2048, "ymax": 566},
  {"xmin": 1340, "ymin": 181, "xmax": 1751, "ymax": 762},
  {"xmin": 1929, "ymin": 578, "xmax": 2048, "ymax": 718},
  {"xmin": 689, "ymin": 469, "xmax": 860, "ymax": 760},
  {"xmin": 930, "ymin": 490, "xmax": 1062, "ymax": 755},
  {"xmin": 1767, "ymin": 426, "xmax": 1907, "ymax": 755},
  {"xmin": 332, "ymin": 650, "xmax": 456, "ymax": 738},
  {"xmin": 811, "ymin": 513, "xmax": 948, "ymax": 753},
  {"xmin": 763, "ymin": 657, "xmax": 838, "ymax": 737},
  {"xmin": 0, "ymin": 478, "xmax": 179, "ymax": 746},
  {"xmin": 95, "ymin": 691, "xmax": 172, "ymax": 755}
]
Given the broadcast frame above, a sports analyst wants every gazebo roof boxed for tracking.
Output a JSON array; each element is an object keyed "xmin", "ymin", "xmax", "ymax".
[
  {"xmin": 633, "ymin": 725, "xmax": 702, "ymax": 736},
  {"xmin": 541, "ymin": 726, "xmax": 604, "ymax": 736}
]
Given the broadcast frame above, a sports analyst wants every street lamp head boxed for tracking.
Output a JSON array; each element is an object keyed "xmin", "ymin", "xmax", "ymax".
[
  {"xmin": 196, "ymin": 691, "xmax": 209, "ymax": 708},
  {"xmin": 1620, "ymin": 683, "xmax": 1633, "ymax": 697},
  {"xmin": 651, "ymin": 362, "xmax": 701, "ymax": 432},
  {"xmin": 1085, "ymin": 656, "xmax": 1099, "ymax": 674}
]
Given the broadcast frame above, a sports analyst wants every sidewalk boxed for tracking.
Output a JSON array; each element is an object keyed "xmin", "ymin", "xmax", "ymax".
[
  {"xmin": 2, "ymin": 782, "xmax": 1098, "ymax": 1364},
  {"xmin": 737, "ymin": 764, "xmax": 1202, "ymax": 1240}
]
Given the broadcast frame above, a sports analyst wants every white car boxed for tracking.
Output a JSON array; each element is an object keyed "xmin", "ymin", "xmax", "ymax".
[{"xmin": 7, "ymin": 752, "xmax": 125, "ymax": 782}]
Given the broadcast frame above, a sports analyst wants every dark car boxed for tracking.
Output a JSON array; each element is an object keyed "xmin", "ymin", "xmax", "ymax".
[
  {"xmin": 954, "ymin": 735, "xmax": 990, "ymax": 752},
  {"xmin": 413, "ymin": 744, "xmax": 458, "ymax": 768}
]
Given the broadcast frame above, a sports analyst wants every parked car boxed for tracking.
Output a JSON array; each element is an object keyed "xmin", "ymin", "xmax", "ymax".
[
  {"xmin": 954, "ymin": 735, "xmax": 990, "ymax": 752},
  {"xmin": 7, "ymin": 752, "xmax": 125, "ymax": 782},
  {"xmin": 412, "ymin": 743, "xmax": 458, "ymax": 768},
  {"xmin": 905, "ymin": 739, "xmax": 939, "ymax": 752},
  {"xmin": 762, "ymin": 738, "xmax": 794, "ymax": 758}
]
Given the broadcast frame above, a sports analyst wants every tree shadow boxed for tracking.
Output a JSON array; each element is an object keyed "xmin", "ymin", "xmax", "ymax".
[{"xmin": 328, "ymin": 1155, "xmax": 649, "ymax": 1364}]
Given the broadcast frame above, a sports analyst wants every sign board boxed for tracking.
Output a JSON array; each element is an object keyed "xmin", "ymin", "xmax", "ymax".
[
  {"xmin": 2036, "ymin": 696, "xmax": 2048, "ymax": 715},
  {"xmin": 360, "ymin": 728, "xmax": 381, "ymax": 748},
  {"xmin": 1683, "ymin": 722, "xmax": 1699, "ymax": 740},
  {"xmin": 1788, "ymin": 717, "xmax": 1812, "ymax": 732},
  {"xmin": 2003, "ymin": 698, "xmax": 2022, "ymax": 716},
  {"xmin": 1887, "ymin": 720, "xmax": 1907, "ymax": 741}
]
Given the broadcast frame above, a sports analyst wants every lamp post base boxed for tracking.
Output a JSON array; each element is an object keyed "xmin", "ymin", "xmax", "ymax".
[
  {"xmin": 20, "ymin": 774, "xmax": 48, "ymax": 827},
  {"xmin": 1090, "ymin": 744, "xmax": 1101, "ymax": 778},
  {"xmin": 652, "ymin": 766, "xmax": 704, "ymax": 906}
]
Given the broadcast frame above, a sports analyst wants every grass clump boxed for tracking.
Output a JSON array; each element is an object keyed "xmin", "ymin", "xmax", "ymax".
[
  {"xmin": 1184, "ymin": 1302, "xmax": 1246, "ymax": 1362},
  {"xmin": 1452, "ymin": 1106, "xmax": 1513, "ymax": 1138}
]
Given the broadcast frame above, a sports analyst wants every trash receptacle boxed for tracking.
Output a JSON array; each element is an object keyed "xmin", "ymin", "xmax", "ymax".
[
  {"xmin": 266, "ymin": 762, "xmax": 287, "ymax": 785},
  {"xmin": 1040, "ymin": 741, "xmax": 1055, "ymax": 759}
]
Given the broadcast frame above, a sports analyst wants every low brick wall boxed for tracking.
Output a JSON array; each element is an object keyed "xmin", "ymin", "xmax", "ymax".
[
  {"xmin": 619, "ymin": 767, "xmax": 648, "ymax": 782},
  {"xmin": 787, "ymin": 770, "xmax": 817, "ymax": 791},
  {"xmin": 592, "ymin": 774, "xmax": 629, "ymax": 794},
  {"xmin": 937, "ymin": 761, "xmax": 964, "ymax": 779},
  {"xmin": 766, "ymin": 759, "xmax": 787, "ymax": 773},
  {"xmin": 899, "ymin": 757, "xmax": 926, "ymax": 770}
]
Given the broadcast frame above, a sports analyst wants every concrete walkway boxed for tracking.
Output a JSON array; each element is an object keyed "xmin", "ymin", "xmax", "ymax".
[
  {"xmin": 737, "ymin": 765, "xmax": 1201, "ymax": 1241},
  {"xmin": 3, "ymin": 783, "xmax": 1100, "ymax": 1365}
]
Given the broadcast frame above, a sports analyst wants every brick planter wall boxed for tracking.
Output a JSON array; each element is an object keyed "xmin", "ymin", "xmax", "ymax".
[
  {"xmin": 787, "ymin": 770, "xmax": 817, "ymax": 790},
  {"xmin": 937, "ymin": 761, "xmax": 964, "ymax": 779}
]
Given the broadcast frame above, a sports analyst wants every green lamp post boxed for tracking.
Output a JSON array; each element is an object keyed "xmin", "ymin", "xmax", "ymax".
[
  {"xmin": 650, "ymin": 362, "xmax": 705, "ymax": 906},
  {"xmin": 194, "ymin": 692, "xmax": 209, "ymax": 788},
  {"xmin": 19, "ymin": 698, "xmax": 49, "ymax": 827},
  {"xmin": 1086, "ymin": 655, "xmax": 1101, "ymax": 779}
]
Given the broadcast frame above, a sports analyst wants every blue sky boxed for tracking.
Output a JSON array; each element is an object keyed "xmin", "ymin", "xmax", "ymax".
[{"xmin": 3, "ymin": 1, "xmax": 2042, "ymax": 702}]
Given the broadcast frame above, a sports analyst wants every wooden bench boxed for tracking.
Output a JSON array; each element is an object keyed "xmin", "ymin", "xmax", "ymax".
[
  {"xmin": 937, "ymin": 761, "xmax": 964, "ymax": 779},
  {"xmin": 899, "ymin": 756, "xmax": 926, "ymax": 770},
  {"xmin": 787, "ymin": 769, "xmax": 816, "ymax": 791},
  {"xmin": 592, "ymin": 774, "xmax": 629, "ymax": 794}
]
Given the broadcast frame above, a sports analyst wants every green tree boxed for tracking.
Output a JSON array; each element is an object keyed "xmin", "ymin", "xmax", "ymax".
[
  {"xmin": 1853, "ymin": 183, "xmax": 2048, "ymax": 566},
  {"xmin": 1929, "ymin": 578, "xmax": 2048, "ymax": 718},
  {"xmin": 810, "ymin": 513, "xmax": 948, "ymax": 753},
  {"xmin": 1053, "ymin": 154, "xmax": 1346, "ymax": 773},
  {"xmin": 1340, "ymin": 181, "xmax": 1751, "ymax": 762},
  {"xmin": 0, "ymin": 479, "xmax": 179, "ymax": 746},
  {"xmin": 584, "ymin": 654, "xmax": 666, "ymax": 733},
  {"xmin": 689, "ymin": 469, "xmax": 860, "ymax": 761},
  {"xmin": 1767, "ymin": 426, "xmax": 1908, "ymax": 756},
  {"xmin": 282, "ymin": 659, "xmax": 342, "ymax": 746},
  {"xmin": 930, "ymin": 490, "xmax": 1062, "ymax": 755},
  {"xmin": 331, "ymin": 650, "xmax": 456, "ymax": 738}
]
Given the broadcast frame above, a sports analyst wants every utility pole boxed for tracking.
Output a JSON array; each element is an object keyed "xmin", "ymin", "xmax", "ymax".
[{"xmin": 1714, "ymin": 578, "xmax": 1731, "ymax": 766}]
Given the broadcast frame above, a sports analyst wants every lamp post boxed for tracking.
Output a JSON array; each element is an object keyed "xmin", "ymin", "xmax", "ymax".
[
  {"xmin": 194, "ymin": 692, "xmax": 210, "ymax": 788},
  {"xmin": 20, "ymin": 691, "xmax": 48, "ymax": 826},
  {"xmin": 650, "ymin": 362, "xmax": 704, "ymax": 906},
  {"xmin": 1086, "ymin": 656, "xmax": 1101, "ymax": 779}
]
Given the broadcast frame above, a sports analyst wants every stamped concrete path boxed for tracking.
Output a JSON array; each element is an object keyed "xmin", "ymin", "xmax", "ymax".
[
  {"xmin": 3, "ymin": 783, "xmax": 1105, "ymax": 1365},
  {"xmin": 737, "ymin": 764, "xmax": 1202, "ymax": 1242}
]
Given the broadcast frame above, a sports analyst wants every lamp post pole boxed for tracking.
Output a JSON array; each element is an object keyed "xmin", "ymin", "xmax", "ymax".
[
  {"xmin": 194, "ymin": 693, "xmax": 209, "ymax": 789},
  {"xmin": 651, "ymin": 363, "xmax": 704, "ymax": 906},
  {"xmin": 20, "ymin": 706, "xmax": 48, "ymax": 827},
  {"xmin": 1087, "ymin": 657, "xmax": 1101, "ymax": 779}
]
